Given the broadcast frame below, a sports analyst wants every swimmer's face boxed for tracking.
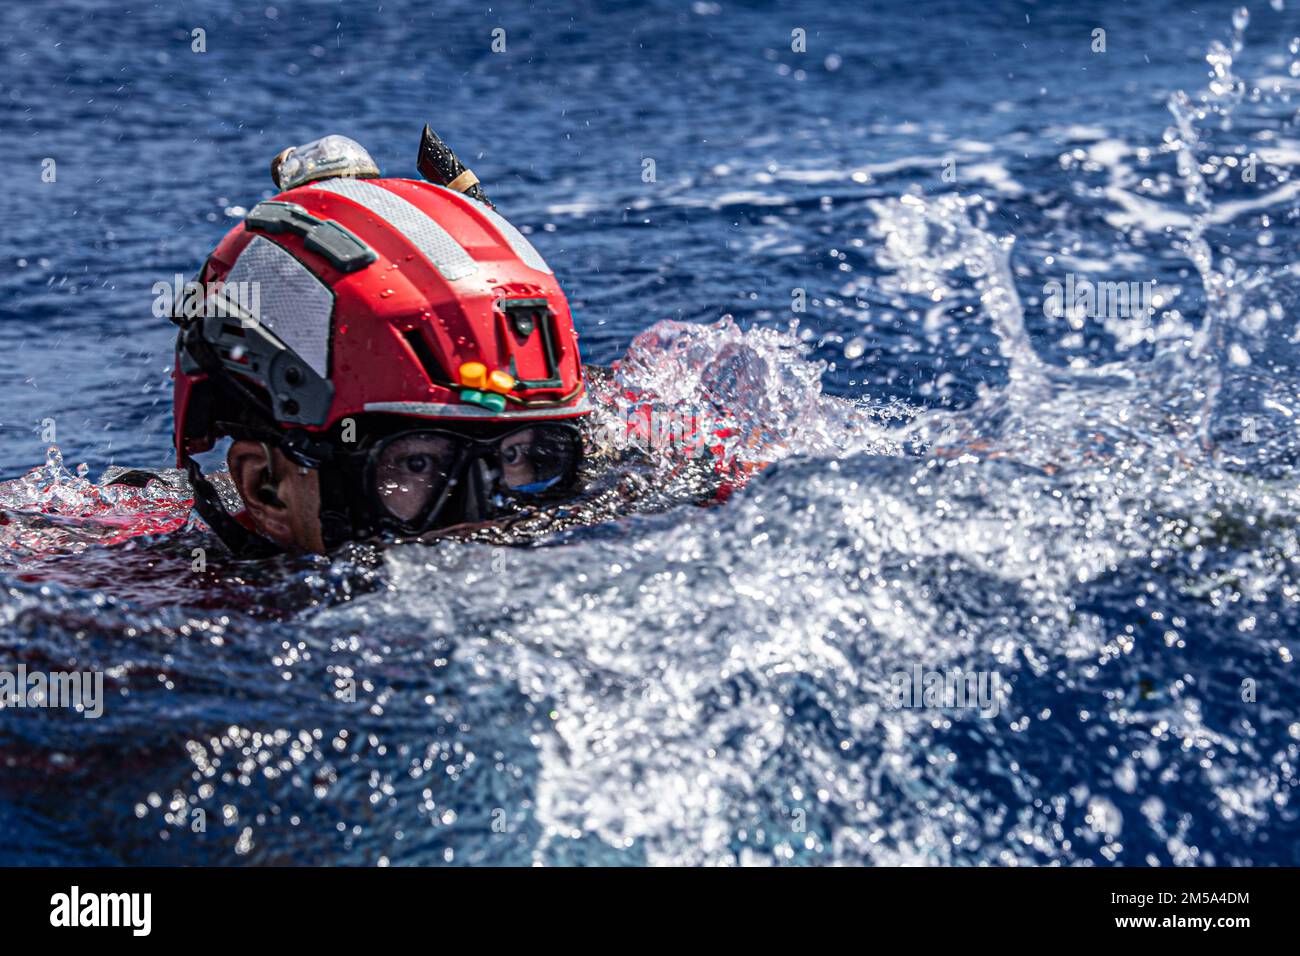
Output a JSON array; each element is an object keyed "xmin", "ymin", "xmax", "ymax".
[{"xmin": 229, "ymin": 423, "xmax": 581, "ymax": 553}]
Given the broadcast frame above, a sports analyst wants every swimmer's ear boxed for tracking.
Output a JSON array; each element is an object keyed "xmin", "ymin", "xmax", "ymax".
[{"xmin": 228, "ymin": 440, "xmax": 293, "ymax": 543}]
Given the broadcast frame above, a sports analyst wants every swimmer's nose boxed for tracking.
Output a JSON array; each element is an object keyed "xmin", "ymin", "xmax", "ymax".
[{"xmin": 460, "ymin": 458, "xmax": 499, "ymax": 523}]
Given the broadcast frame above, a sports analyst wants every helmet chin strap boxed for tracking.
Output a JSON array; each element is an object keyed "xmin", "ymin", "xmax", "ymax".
[
  {"xmin": 187, "ymin": 453, "xmax": 364, "ymax": 557},
  {"xmin": 184, "ymin": 457, "xmax": 284, "ymax": 560}
]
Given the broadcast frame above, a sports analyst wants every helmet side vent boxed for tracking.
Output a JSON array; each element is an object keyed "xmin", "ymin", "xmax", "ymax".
[{"xmin": 401, "ymin": 328, "xmax": 450, "ymax": 385}]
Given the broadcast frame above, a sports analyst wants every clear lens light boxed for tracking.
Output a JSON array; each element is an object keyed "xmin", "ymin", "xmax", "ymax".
[{"xmin": 275, "ymin": 135, "xmax": 380, "ymax": 190}]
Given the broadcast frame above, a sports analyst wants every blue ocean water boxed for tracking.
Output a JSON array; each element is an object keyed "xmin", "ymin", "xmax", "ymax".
[{"xmin": 1, "ymin": 0, "xmax": 1299, "ymax": 864}]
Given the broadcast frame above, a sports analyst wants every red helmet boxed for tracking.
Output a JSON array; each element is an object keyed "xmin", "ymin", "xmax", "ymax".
[
  {"xmin": 173, "ymin": 154, "xmax": 589, "ymax": 553},
  {"xmin": 175, "ymin": 176, "xmax": 587, "ymax": 455}
]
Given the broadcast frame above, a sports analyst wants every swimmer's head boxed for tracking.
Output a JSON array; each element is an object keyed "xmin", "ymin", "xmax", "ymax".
[{"xmin": 171, "ymin": 132, "xmax": 589, "ymax": 556}]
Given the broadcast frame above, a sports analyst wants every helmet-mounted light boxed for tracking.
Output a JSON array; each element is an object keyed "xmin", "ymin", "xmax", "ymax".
[{"xmin": 270, "ymin": 135, "xmax": 381, "ymax": 191}]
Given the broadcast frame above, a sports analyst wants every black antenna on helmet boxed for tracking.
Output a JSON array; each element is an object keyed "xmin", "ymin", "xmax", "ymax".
[{"xmin": 416, "ymin": 125, "xmax": 494, "ymax": 208}]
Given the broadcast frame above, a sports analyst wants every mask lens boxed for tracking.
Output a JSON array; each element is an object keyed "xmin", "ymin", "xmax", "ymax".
[
  {"xmin": 495, "ymin": 425, "xmax": 581, "ymax": 495},
  {"xmin": 367, "ymin": 424, "xmax": 582, "ymax": 532},
  {"xmin": 372, "ymin": 433, "xmax": 459, "ymax": 523}
]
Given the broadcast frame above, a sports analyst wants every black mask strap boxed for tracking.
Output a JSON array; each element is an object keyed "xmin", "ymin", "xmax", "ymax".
[{"xmin": 316, "ymin": 458, "xmax": 369, "ymax": 550}]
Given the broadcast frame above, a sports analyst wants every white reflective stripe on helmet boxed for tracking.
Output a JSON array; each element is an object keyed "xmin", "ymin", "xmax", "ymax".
[
  {"xmin": 430, "ymin": 184, "xmax": 553, "ymax": 275},
  {"xmin": 312, "ymin": 178, "xmax": 478, "ymax": 281},
  {"xmin": 225, "ymin": 235, "xmax": 333, "ymax": 377}
]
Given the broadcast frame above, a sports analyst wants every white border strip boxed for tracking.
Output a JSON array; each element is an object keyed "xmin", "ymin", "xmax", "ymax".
[{"xmin": 364, "ymin": 396, "xmax": 591, "ymax": 419}]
